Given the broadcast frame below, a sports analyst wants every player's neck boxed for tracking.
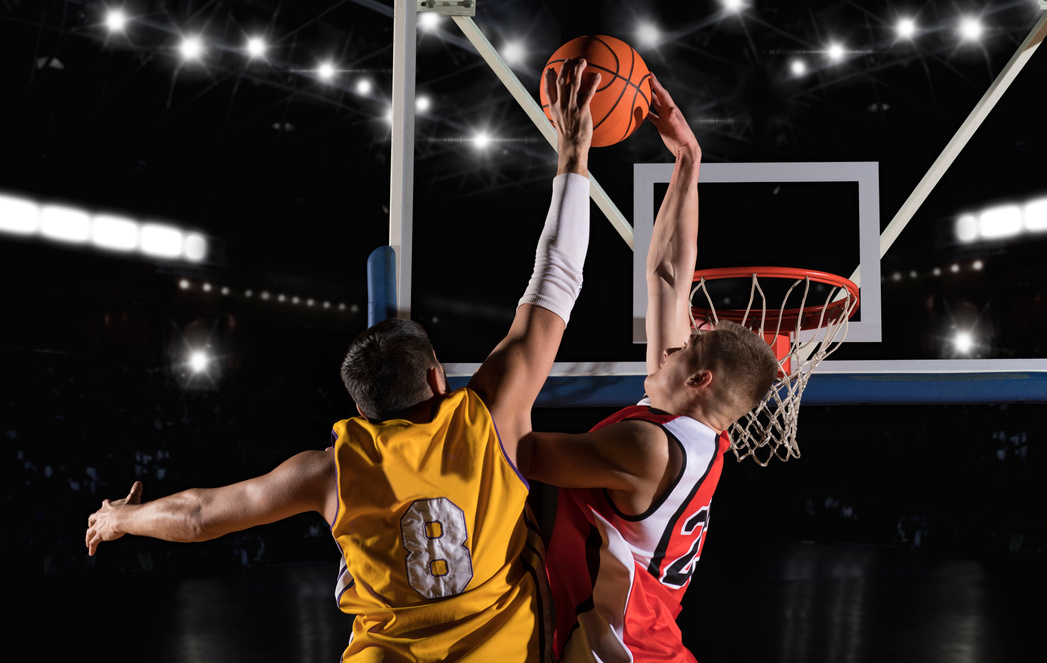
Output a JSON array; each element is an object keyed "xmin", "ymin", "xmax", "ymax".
[{"xmin": 648, "ymin": 393, "xmax": 727, "ymax": 433}]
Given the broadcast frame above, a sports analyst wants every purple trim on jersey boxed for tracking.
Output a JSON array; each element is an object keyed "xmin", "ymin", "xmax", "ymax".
[
  {"xmin": 491, "ymin": 415, "xmax": 530, "ymax": 490},
  {"xmin": 329, "ymin": 427, "xmax": 341, "ymax": 531}
]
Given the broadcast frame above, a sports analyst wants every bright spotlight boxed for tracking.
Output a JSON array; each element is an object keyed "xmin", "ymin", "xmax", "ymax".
[
  {"xmin": 356, "ymin": 78, "xmax": 372, "ymax": 95},
  {"xmin": 473, "ymin": 132, "xmax": 491, "ymax": 149},
  {"xmin": 955, "ymin": 214, "xmax": 978, "ymax": 242},
  {"xmin": 91, "ymin": 214, "xmax": 138, "ymax": 251},
  {"xmin": 184, "ymin": 233, "xmax": 207, "ymax": 262},
  {"xmin": 896, "ymin": 18, "xmax": 917, "ymax": 39},
  {"xmin": 180, "ymin": 36, "xmax": 204, "ymax": 61},
  {"xmin": 140, "ymin": 223, "xmax": 183, "ymax": 258},
  {"xmin": 827, "ymin": 42, "xmax": 845, "ymax": 62},
  {"xmin": 722, "ymin": 0, "xmax": 745, "ymax": 13},
  {"xmin": 188, "ymin": 350, "xmax": 209, "ymax": 373},
  {"xmin": 105, "ymin": 9, "xmax": 128, "ymax": 32},
  {"xmin": 418, "ymin": 12, "xmax": 440, "ymax": 31},
  {"xmin": 953, "ymin": 331, "xmax": 974, "ymax": 354},
  {"xmin": 40, "ymin": 205, "xmax": 90, "ymax": 243},
  {"xmin": 416, "ymin": 95, "xmax": 432, "ymax": 112},
  {"xmin": 959, "ymin": 17, "xmax": 983, "ymax": 41},
  {"xmin": 501, "ymin": 41, "xmax": 525, "ymax": 65},
  {"xmin": 246, "ymin": 36, "xmax": 267, "ymax": 59},
  {"xmin": 637, "ymin": 22, "xmax": 660, "ymax": 47},
  {"xmin": 1024, "ymin": 198, "xmax": 1047, "ymax": 232},
  {"xmin": 0, "ymin": 194, "xmax": 39, "ymax": 234},
  {"xmin": 979, "ymin": 204, "xmax": 1022, "ymax": 239},
  {"xmin": 789, "ymin": 59, "xmax": 807, "ymax": 76},
  {"xmin": 318, "ymin": 61, "xmax": 336, "ymax": 81}
]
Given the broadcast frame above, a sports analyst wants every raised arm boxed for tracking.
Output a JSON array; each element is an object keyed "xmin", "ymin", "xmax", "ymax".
[
  {"xmin": 644, "ymin": 74, "xmax": 702, "ymax": 374},
  {"xmin": 86, "ymin": 449, "xmax": 337, "ymax": 556},
  {"xmin": 468, "ymin": 59, "xmax": 599, "ymax": 456}
]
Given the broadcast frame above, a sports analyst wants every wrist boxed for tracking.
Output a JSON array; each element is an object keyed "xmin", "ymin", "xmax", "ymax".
[{"xmin": 557, "ymin": 140, "xmax": 590, "ymax": 176}]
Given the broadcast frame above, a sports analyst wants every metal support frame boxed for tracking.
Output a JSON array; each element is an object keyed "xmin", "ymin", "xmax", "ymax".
[
  {"xmin": 389, "ymin": 0, "xmax": 417, "ymax": 319},
  {"xmin": 387, "ymin": 1, "xmax": 634, "ymax": 320}
]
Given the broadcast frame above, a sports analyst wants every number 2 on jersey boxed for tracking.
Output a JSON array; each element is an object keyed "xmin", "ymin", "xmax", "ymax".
[{"xmin": 400, "ymin": 497, "xmax": 474, "ymax": 599}]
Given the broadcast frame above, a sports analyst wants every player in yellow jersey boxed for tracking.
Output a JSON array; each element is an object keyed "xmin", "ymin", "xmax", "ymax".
[{"xmin": 85, "ymin": 59, "xmax": 601, "ymax": 662}]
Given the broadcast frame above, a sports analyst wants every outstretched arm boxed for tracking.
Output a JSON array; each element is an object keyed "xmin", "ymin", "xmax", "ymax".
[
  {"xmin": 469, "ymin": 59, "xmax": 599, "ymax": 459},
  {"xmin": 645, "ymin": 74, "xmax": 702, "ymax": 374},
  {"xmin": 86, "ymin": 449, "xmax": 337, "ymax": 556}
]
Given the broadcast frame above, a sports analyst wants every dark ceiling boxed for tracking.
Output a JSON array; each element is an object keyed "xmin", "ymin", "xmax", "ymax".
[{"xmin": 2, "ymin": 0, "xmax": 1046, "ymax": 366}]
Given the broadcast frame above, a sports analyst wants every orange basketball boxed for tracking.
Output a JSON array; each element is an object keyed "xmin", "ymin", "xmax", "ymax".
[{"xmin": 539, "ymin": 35, "xmax": 652, "ymax": 148}]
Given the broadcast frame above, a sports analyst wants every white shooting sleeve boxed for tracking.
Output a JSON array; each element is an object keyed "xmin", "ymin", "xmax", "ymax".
[{"xmin": 517, "ymin": 172, "xmax": 591, "ymax": 326}]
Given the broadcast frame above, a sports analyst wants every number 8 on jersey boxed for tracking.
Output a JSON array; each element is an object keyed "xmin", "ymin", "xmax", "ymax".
[{"xmin": 400, "ymin": 497, "xmax": 475, "ymax": 599}]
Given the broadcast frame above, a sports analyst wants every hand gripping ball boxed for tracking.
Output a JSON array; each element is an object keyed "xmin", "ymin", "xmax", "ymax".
[{"xmin": 540, "ymin": 35, "xmax": 652, "ymax": 147}]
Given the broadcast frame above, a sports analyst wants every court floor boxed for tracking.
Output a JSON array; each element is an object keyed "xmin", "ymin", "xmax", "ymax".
[{"xmin": 35, "ymin": 539, "xmax": 1040, "ymax": 662}]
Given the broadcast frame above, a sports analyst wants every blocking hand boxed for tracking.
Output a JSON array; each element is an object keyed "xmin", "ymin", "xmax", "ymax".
[
  {"xmin": 86, "ymin": 481, "xmax": 143, "ymax": 556},
  {"xmin": 543, "ymin": 58, "xmax": 601, "ymax": 155}
]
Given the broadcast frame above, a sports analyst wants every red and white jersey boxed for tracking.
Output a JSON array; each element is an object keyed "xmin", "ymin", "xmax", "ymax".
[{"xmin": 545, "ymin": 403, "xmax": 730, "ymax": 663}]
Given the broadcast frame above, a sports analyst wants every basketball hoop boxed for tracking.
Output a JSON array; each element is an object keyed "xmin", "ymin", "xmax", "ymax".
[{"xmin": 690, "ymin": 267, "xmax": 859, "ymax": 466}]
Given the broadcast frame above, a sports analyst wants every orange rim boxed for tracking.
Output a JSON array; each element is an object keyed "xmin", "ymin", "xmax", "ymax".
[{"xmin": 691, "ymin": 266, "xmax": 860, "ymax": 332}]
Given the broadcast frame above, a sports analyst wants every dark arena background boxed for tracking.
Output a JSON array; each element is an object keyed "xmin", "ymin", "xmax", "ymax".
[{"xmin": 4, "ymin": 1, "xmax": 1046, "ymax": 661}]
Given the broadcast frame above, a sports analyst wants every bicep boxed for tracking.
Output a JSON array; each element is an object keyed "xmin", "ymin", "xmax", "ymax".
[
  {"xmin": 646, "ymin": 279, "xmax": 693, "ymax": 373},
  {"xmin": 196, "ymin": 449, "xmax": 337, "ymax": 539},
  {"xmin": 523, "ymin": 423, "xmax": 668, "ymax": 494},
  {"xmin": 468, "ymin": 304, "xmax": 566, "ymax": 438}
]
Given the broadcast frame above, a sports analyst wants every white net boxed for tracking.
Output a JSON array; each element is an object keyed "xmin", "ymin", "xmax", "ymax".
[{"xmin": 689, "ymin": 269, "xmax": 859, "ymax": 466}]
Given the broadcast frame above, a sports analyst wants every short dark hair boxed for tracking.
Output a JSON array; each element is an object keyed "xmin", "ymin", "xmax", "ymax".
[
  {"xmin": 340, "ymin": 318, "xmax": 439, "ymax": 421},
  {"xmin": 704, "ymin": 320, "xmax": 780, "ymax": 415}
]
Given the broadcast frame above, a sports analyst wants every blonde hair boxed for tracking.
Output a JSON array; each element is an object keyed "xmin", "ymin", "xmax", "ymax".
[{"xmin": 702, "ymin": 320, "xmax": 779, "ymax": 419}]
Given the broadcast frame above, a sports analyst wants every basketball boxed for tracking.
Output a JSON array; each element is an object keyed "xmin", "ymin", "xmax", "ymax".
[{"xmin": 540, "ymin": 35, "xmax": 652, "ymax": 148}]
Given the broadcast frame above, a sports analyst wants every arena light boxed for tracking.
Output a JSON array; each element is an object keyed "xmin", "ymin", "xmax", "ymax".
[
  {"xmin": 789, "ymin": 59, "xmax": 807, "ymax": 77},
  {"xmin": 978, "ymin": 204, "xmax": 1022, "ymax": 239},
  {"xmin": 179, "ymin": 35, "xmax": 204, "ymax": 61},
  {"xmin": 827, "ymin": 42, "xmax": 845, "ymax": 62},
  {"xmin": 356, "ymin": 78, "xmax": 372, "ymax": 95},
  {"xmin": 40, "ymin": 205, "xmax": 90, "ymax": 243},
  {"xmin": 91, "ymin": 214, "xmax": 138, "ymax": 251},
  {"xmin": 955, "ymin": 214, "xmax": 978, "ymax": 242},
  {"xmin": 953, "ymin": 331, "xmax": 974, "ymax": 354},
  {"xmin": 318, "ymin": 61, "xmax": 336, "ymax": 81},
  {"xmin": 637, "ymin": 23, "xmax": 660, "ymax": 48},
  {"xmin": 184, "ymin": 232, "xmax": 207, "ymax": 261},
  {"xmin": 959, "ymin": 17, "xmax": 983, "ymax": 42},
  {"xmin": 105, "ymin": 9, "xmax": 128, "ymax": 32},
  {"xmin": 140, "ymin": 222, "xmax": 183, "ymax": 258},
  {"xmin": 0, "ymin": 194, "xmax": 39, "ymax": 234},
  {"xmin": 416, "ymin": 94, "xmax": 432, "ymax": 112},
  {"xmin": 896, "ymin": 18, "xmax": 917, "ymax": 39},
  {"xmin": 501, "ymin": 41, "xmax": 525, "ymax": 66},
  {"xmin": 721, "ymin": 0, "xmax": 746, "ymax": 13},
  {"xmin": 418, "ymin": 12, "xmax": 440, "ymax": 31},
  {"xmin": 473, "ymin": 131, "xmax": 491, "ymax": 150},
  {"xmin": 1024, "ymin": 198, "xmax": 1047, "ymax": 232},
  {"xmin": 188, "ymin": 350, "xmax": 209, "ymax": 373},
  {"xmin": 245, "ymin": 36, "xmax": 267, "ymax": 59}
]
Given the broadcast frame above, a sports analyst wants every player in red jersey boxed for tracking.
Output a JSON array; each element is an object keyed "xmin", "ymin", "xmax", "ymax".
[{"xmin": 519, "ymin": 75, "xmax": 780, "ymax": 662}]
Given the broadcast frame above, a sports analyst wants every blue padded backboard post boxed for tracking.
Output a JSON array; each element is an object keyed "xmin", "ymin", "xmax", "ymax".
[{"xmin": 367, "ymin": 246, "xmax": 397, "ymax": 327}]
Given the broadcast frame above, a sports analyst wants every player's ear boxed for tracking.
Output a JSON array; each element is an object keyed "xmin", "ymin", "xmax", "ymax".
[
  {"xmin": 427, "ymin": 364, "xmax": 449, "ymax": 396},
  {"xmin": 356, "ymin": 403, "xmax": 368, "ymax": 419},
  {"xmin": 686, "ymin": 369, "xmax": 713, "ymax": 390}
]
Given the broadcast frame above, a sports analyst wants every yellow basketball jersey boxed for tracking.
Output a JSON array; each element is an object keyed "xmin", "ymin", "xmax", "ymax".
[{"xmin": 330, "ymin": 387, "xmax": 552, "ymax": 662}]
